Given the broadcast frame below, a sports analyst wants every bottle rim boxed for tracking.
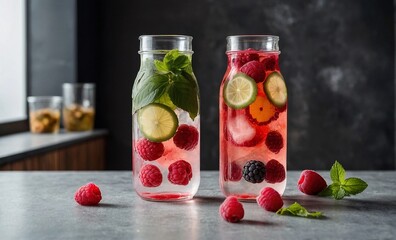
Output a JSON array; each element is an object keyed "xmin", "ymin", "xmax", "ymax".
[
  {"xmin": 27, "ymin": 96, "xmax": 62, "ymax": 103},
  {"xmin": 226, "ymin": 35, "xmax": 280, "ymax": 53},
  {"xmin": 139, "ymin": 35, "xmax": 193, "ymax": 54},
  {"xmin": 62, "ymin": 83, "xmax": 95, "ymax": 89}
]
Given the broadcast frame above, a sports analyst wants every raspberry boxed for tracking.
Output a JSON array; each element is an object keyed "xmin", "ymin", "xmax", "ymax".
[
  {"xmin": 256, "ymin": 187, "xmax": 283, "ymax": 212},
  {"xmin": 240, "ymin": 61, "xmax": 266, "ymax": 83},
  {"xmin": 265, "ymin": 131, "xmax": 284, "ymax": 153},
  {"xmin": 136, "ymin": 138, "xmax": 164, "ymax": 161},
  {"xmin": 262, "ymin": 55, "xmax": 279, "ymax": 71},
  {"xmin": 139, "ymin": 164, "xmax": 162, "ymax": 187},
  {"xmin": 168, "ymin": 160, "xmax": 192, "ymax": 185},
  {"xmin": 243, "ymin": 160, "xmax": 266, "ymax": 183},
  {"xmin": 173, "ymin": 124, "xmax": 199, "ymax": 151},
  {"xmin": 265, "ymin": 159, "xmax": 286, "ymax": 183},
  {"xmin": 74, "ymin": 182, "xmax": 102, "ymax": 206},
  {"xmin": 298, "ymin": 170, "xmax": 327, "ymax": 195},
  {"xmin": 225, "ymin": 162, "xmax": 243, "ymax": 181},
  {"xmin": 219, "ymin": 196, "xmax": 244, "ymax": 223},
  {"xmin": 232, "ymin": 49, "xmax": 259, "ymax": 68}
]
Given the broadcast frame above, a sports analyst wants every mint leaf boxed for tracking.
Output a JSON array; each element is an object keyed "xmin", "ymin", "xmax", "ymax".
[
  {"xmin": 132, "ymin": 74, "xmax": 169, "ymax": 113},
  {"xmin": 154, "ymin": 92, "xmax": 176, "ymax": 110},
  {"xmin": 308, "ymin": 211, "xmax": 324, "ymax": 218},
  {"xmin": 132, "ymin": 60, "xmax": 155, "ymax": 99},
  {"xmin": 133, "ymin": 49, "xmax": 199, "ymax": 120},
  {"xmin": 330, "ymin": 160, "xmax": 346, "ymax": 184},
  {"xmin": 181, "ymin": 71, "xmax": 199, "ymax": 90},
  {"xmin": 319, "ymin": 161, "xmax": 368, "ymax": 200},
  {"xmin": 168, "ymin": 74, "xmax": 199, "ymax": 120},
  {"xmin": 277, "ymin": 202, "xmax": 323, "ymax": 218},
  {"xmin": 342, "ymin": 177, "xmax": 368, "ymax": 195},
  {"xmin": 173, "ymin": 55, "xmax": 190, "ymax": 69},
  {"xmin": 154, "ymin": 60, "xmax": 169, "ymax": 74},
  {"xmin": 164, "ymin": 49, "xmax": 179, "ymax": 67},
  {"xmin": 334, "ymin": 187, "xmax": 346, "ymax": 200},
  {"xmin": 319, "ymin": 183, "xmax": 338, "ymax": 197},
  {"xmin": 163, "ymin": 50, "xmax": 191, "ymax": 73}
]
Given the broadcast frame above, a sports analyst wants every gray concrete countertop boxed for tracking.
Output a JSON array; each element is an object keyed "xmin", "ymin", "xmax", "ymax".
[
  {"xmin": 0, "ymin": 129, "xmax": 108, "ymax": 165},
  {"xmin": 0, "ymin": 171, "xmax": 395, "ymax": 240}
]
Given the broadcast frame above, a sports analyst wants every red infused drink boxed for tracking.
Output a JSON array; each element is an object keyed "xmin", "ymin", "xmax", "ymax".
[{"xmin": 219, "ymin": 35, "xmax": 287, "ymax": 200}]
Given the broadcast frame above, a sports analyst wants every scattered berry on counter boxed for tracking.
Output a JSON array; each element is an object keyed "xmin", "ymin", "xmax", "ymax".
[
  {"xmin": 173, "ymin": 124, "xmax": 199, "ymax": 151},
  {"xmin": 298, "ymin": 170, "xmax": 327, "ymax": 195},
  {"xmin": 136, "ymin": 138, "xmax": 164, "ymax": 161},
  {"xmin": 243, "ymin": 160, "xmax": 266, "ymax": 183},
  {"xmin": 265, "ymin": 159, "xmax": 286, "ymax": 183},
  {"xmin": 265, "ymin": 131, "xmax": 284, "ymax": 153},
  {"xmin": 139, "ymin": 164, "xmax": 163, "ymax": 187},
  {"xmin": 219, "ymin": 196, "xmax": 245, "ymax": 223},
  {"xmin": 168, "ymin": 160, "xmax": 193, "ymax": 185},
  {"xmin": 256, "ymin": 187, "xmax": 284, "ymax": 212},
  {"xmin": 74, "ymin": 182, "xmax": 102, "ymax": 206}
]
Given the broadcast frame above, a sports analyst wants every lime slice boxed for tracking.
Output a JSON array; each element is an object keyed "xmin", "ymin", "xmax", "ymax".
[
  {"xmin": 264, "ymin": 72, "xmax": 287, "ymax": 108},
  {"xmin": 137, "ymin": 103, "xmax": 178, "ymax": 142},
  {"xmin": 223, "ymin": 73, "xmax": 257, "ymax": 109}
]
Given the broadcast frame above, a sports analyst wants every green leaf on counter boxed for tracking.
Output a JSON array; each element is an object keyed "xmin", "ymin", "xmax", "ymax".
[
  {"xmin": 319, "ymin": 161, "xmax": 368, "ymax": 200},
  {"xmin": 318, "ymin": 183, "xmax": 338, "ymax": 197},
  {"xmin": 342, "ymin": 177, "xmax": 368, "ymax": 195},
  {"xmin": 276, "ymin": 202, "xmax": 323, "ymax": 218},
  {"xmin": 334, "ymin": 186, "xmax": 346, "ymax": 200},
  {"xmin": 330, "ymin": 160, "xmax": 346, "ymax": 184}
]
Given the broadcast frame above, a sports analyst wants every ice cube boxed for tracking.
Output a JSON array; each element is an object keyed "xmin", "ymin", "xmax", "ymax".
[{"xmin": 227, "ymin": 115, "xmax": 256, "ymax": 144}]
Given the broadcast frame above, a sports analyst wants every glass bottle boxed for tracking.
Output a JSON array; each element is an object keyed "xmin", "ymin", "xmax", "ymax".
[
  {"xmin": 132, "ymin": 35, "xmax": 200, "ymax": 201},
  {"xmin": 219, "ymin": 35, "xmax": 287, "ymax": 200},
  {"xmin": 62, "ymin": 83, "xmax": 95, "ymax": 131}
]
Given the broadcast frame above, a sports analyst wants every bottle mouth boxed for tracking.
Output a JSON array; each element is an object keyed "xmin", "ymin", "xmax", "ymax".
[
  {"xmin": 63, "ymin": 83, "xmax": 95, "ymax": 89},
  {"xmin": 226, "ymin": 35, "xmax": 280, "ymax": 53},
  {"xmin": 139, "ymin": 35, "xmax": 193, "ymax": 54},
  {"xmin": 27, "ymin": 96, "xmax": 62, "ymax": 103}
]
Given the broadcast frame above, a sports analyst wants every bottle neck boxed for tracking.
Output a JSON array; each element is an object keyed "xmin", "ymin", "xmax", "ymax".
[
  {"xmin": 139, "ymin": 35, "xmax": 193, "ymax": 54},
  {"xmin": 226, "ymin": 35, "xmax": 280, "ymax": 52}
]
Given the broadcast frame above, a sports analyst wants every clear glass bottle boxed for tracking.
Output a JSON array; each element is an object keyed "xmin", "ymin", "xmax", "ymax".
[
  {"xmin": 132, "ymin": 35, "xmax": 200, "ymax": 201},
  {"xmin": 219, "ymin": 35, "xmax": 287, "ymax": 200},
  {"xmin": 62, "ymin": 83, "xmax": 95, "ymax": 131},
  {"xmin": 27, "ymin": 96, "xmax": 62, "ymax": 134}
]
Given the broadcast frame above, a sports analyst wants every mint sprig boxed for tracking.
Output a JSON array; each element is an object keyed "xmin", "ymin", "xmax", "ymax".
[
  {"xmin": 276, "ymin": 202, "xmax": 323, "ymax": 218},
  {"xmin": 319, "ymin": 161, "xmax": 368, "ymax": 200},
  {"xmin": 132, "ymin": 50, "xmax": 199, "ymax": 120}
]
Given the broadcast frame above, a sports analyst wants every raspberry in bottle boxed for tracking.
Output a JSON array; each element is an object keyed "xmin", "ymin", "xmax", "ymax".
[
  {"xmin": 132, "ymin": 35, "xmax": 200, "ymax": 201},
  {"xmin": 219, "ymin": 35, "xmax": 287, "ymax": 200}
]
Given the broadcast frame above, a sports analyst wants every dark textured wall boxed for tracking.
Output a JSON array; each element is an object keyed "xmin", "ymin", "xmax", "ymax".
[
  {"xmin": 28, "ymin": 0, "xmax": 76, "ymax": 96},
  {"xmin": 84, "ymin": 0, "xmax": 394, "ymax": 170}
]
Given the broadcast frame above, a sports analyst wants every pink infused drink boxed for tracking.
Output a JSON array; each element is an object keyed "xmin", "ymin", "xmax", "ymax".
[
  {"xmin": 132, "ymin": 35, "xmax": 200, "ymax": 201},
  {"xmin": 219, "ymin": 35, "xmax": 287, "ymax": 200}
]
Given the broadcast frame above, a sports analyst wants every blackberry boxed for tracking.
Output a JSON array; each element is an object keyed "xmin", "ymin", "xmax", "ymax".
[{"xmin": 243, "ymin": 160, "xmax": 266, "ymax": 183}]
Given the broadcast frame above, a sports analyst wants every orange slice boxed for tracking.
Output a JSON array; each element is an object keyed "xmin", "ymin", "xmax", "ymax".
[{"xmin": 246, "ymin": 94, "xmax": 279, "ymax": 126}]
